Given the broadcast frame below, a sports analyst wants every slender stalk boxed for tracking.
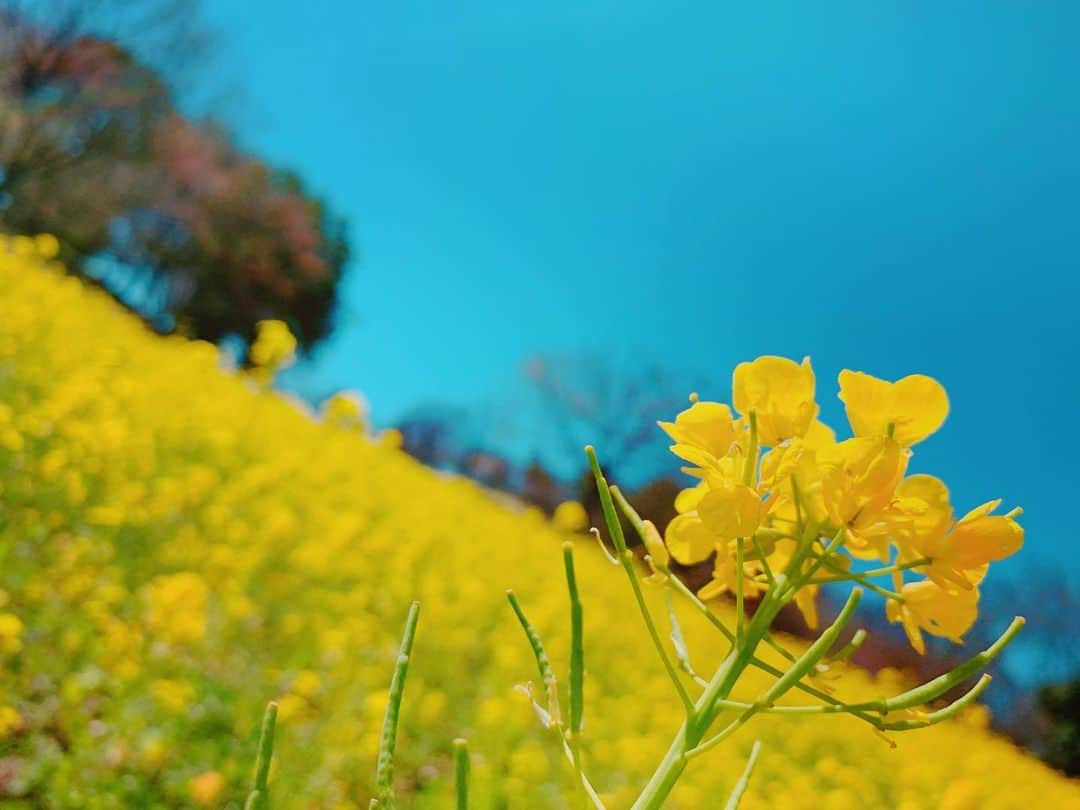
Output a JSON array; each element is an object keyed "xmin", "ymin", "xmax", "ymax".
[
  {"xmin": 631, "ymin": 587, "xmax": 786, "ymax": 810},
  {"xmin": 811, "ymin": 557, "xmax": 932, "ymax": 584},
  {"xmin": 880, "ymin": 674, "xmax": 992, "ymax": 730},
  {"xmin": 614, "ymin": 488, "xmax": 794, "ymax": 665},
  {"xmin": 812, "ymin": 554, "xmax": 903, "ymax": 600},
  {"xmin": 751, "ymin": 535, "xmax": 775, "ymax": 585},
  {"xmin": 507, "ymin": 591, "xmax": 561, "ymax": 726},
  {"xmin": 735, "ymin": 538, "xmax": 746, "ymax": 646},
  {"xmin": 564, "ymin": 543, "xmax": 585, "ymax": 738},
  {"xmin": 687, "ymin": 588, "xmax": 863, "ymax": 760},
  {"xmin": 563, "ymin": 542, "xmax": 587, "ymax": 804},
  {"xmin": 870, "ymin": 617, "xmax": 1024, "ymax": 712},
  {"xmin": 665, "ymin": 591, "xmax": 709, "ymax": 688},
  {"xmin": 245, "ymin": 701, "xmax": 278, "ymax": 810},
  {"xmin": 723, "ymin": 741, "xmax": 762, "ymax": 810},
  {"xmin": 586, "ymin": 447, "xmax": 694, "ymax": 714},
  {"xmin": 827, "ymin": 629, "xmax": 867, "ymax": 664},
  {"xmin": 453, "ymin": 738, "xmax": 469, "ymax": 810},
  {"xmin": 742, "ymin": 411, "xmax": 759, "ymax": 486},
  {"xmin": 374, "ymin": 601, "xmax": 421, "ymax": 809},
  {"xmin": 557, "ymin": 736, "xmax": 607, "ymax": 809}
]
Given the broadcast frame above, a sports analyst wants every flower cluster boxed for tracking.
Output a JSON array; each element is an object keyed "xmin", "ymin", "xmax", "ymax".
[
  {"xmin": 0, "ymin": 235, "xmax": 1073, "ymax": 808},
  {"xmin": 662, "ymin": 356, "xmax": 1023, "ymax": 654}
]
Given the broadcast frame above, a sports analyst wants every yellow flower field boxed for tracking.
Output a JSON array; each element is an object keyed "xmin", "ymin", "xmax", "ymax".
[{"xmin": 0, "ymin": 235, "xmax": 1077, "ymax": 808}]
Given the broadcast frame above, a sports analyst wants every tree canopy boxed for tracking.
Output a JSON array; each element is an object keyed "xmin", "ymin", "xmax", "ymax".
[{"xmin": 0, "ymin": 2, "xmax": 349, "ymax": 351}]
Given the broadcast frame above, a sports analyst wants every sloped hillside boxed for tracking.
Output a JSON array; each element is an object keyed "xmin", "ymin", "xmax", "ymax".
[{"xmin": 0, "ymin": 236, "xmax": 1075, "ymax": 808}]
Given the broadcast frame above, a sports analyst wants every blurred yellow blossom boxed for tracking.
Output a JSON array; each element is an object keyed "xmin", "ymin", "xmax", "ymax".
[
  {"xmin": 0, "ymin": 613, "xmax": 24, "ymax": 655},
  {"xmin": 189, "ymin": 770, "xmax": 226, "ymax": 807},
  {"xmin": 250, "ymin": 319, "xmax": 297, "ymax": 371},
  {"xmin": 144, "ymin": 572, "xmax": 209, "ymax": 645},
  {"xmin": 552, "ymin": 500, "xmax": 588, "ymax": 532}
]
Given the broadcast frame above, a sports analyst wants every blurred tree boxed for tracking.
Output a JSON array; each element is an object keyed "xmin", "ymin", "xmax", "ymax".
[
  {"xmin": 0, "ymin": 2, "xmax": 349, "ymax": 351},
  {"xmin": 1039, "ymin": 679, "xmax": 1080, "ymax": 776},
  {"xmin": 521, "ymin": 351, "xmax": 691, "ymax": 486}
]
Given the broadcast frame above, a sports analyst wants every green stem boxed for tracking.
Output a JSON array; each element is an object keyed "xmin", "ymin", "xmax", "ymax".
[
  {"xmin": 374, "ymin": 601, "xmax": 421, "ymax": 809},
  {"xmin": 871, "ymin": 617, "xmax": 1024, "ymax": 712},
  {"xmin": 812, "ymin": 555, "xmax": 903, "ymax": 600},
  {"xmin": 563, "ymin": 542, "xmax": 587, "ymax": 805},
  {"xmin": 687, "ymin": 588, "xmax": 863, "ymax": 760},
  {"xmin": 736, "ymin": 538, "xmax": 746, "ymax": 646},
  {"xmin": 630, "ymin": 587, "xmax": 786, "ymax": 810},
  {"xmin": 507, "ymin": 591, "xmax": 561, "ymax": 726},
  {"xmin": 751, "ymin": 535, "xmax": 775, "ymax": 585},
  {"xmin": 564, "ymin": 543, "xmax": 585, "ymax": 737},
  {"xmin": 453, "ymin": 739, "xmax": 469, "ymax": 810},
  {"xmin": 587, "ymin": 448, "xmax": 694, "ymax": 714},
  {"xmin": 669, "ymin": 562, "xmax": 898, "ymax": 733},
  {"xmin": 245, "ymin": 701, "xmax": 278, "ymax": 810},
  {"xmin": 811, "ymin": 557, "xmax": 932, "ymax": 584},
  {"xmin": 743, "ymin": 411, "xmax": 759, "ymax": 486},
  {"xmin": 723, "ymin": 741, "xmax": 762, "ymax": 810}
]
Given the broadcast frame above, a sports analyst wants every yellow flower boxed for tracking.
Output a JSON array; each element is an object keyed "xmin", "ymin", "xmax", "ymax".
[
  {"xmin": 673, "ymin": 482, "xmax": 708, "ymax": 514},
  {"xmin": 886, "ymin": 579, "xmax": 979, "ymax": 654},
  {"xmin": 658, "ymin": 401, "xmax": 735, "ymax": 465},
  {"xmin": 291, "ymin": 669, "xmax": 322, "ymax": 700},
  {"xmin": 947, "ymin": 501, "xmax": 1024, "ymax": 569},
  {"xmin": 0, "ymin": 705, "xmax": 22, "ymax": 738},
  {"xmin": 152, "ymin": 679, "xmax": 197, "ymax": 714},
  {"xmin": 893, "ymin": 474, "xmax": 953, "ymax": 541},
  {"xmin": 696, "ymin": 479, "xmax": 766, "ymax": 542},
  {"xmin": 144, "ymin": 572, "xmax": 209, "ymax": 646},
  {"xmin": 838, "ymin": 370, "xmax": 949, "ymax": 446},
  {"xmin": 733, "ymin": 355, "xmax": 817, "ymax": 446},
  {"xmin": 918, "ymin": 499, "xmax": 1023, "ymax": 591},
  {"xmin": 664, "ymin": 512, "xmax": 716, "ymax": 565},
  {"xmin": 189, "ymin": 770, "xmax": 226, "ymax": 807},
  {"xmin": 322, "ymin": 391, "xmax": 369, "ymax": 430},
  {"xmin": 0, "ymin": 612, "xmax": 24, "ymax": 655},
  {"xmin": 698, "ymin": 547, "xmax": 765, "ymax": 601},
  {"xmin": 820, "ymin": 437, "xmax": 909, "ymax": 559},
  {"xmin": 34, "ymin": 233, "xmax": 61, "ymax": 259},
  {"xmin": 250, "ymin": 319, "xmax": 297, "ymax": 370},
  {"xmin": 552, "ymin": 500, "xmax": 588, "ymax": 533}
]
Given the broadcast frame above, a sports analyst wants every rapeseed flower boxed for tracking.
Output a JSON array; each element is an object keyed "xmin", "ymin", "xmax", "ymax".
[{"xmin": 655, "ymin": 355, "xmax": 1022, "ymax": 653}]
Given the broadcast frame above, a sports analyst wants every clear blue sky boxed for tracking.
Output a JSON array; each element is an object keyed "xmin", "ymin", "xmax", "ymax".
[{"xmin": 204, "ymin": 1, "xmax": 1077, "ymax": 575}]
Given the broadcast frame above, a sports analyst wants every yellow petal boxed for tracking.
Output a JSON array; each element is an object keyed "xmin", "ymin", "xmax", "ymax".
[
  {"xmin": 949, "ymin": 514, "xmax": 1024, "ymax": 568},
  {"xmin": 696, "ymin": 481, "xmax": 765, "ymax": 541},
  {"xmin": 896, "ymin": 474, "xmax": 953, "ymax": 541},
  {"xmin": 837, "ymin": 370, "xmax": 893, "ymax": 438},
  {"xmin": 673, "ymin": 483, "xmax": 708, "ymax": 514},
  {"xmin": 820, "ymin": 437, "xmax": 908, "ymax": 527},
  {"xmin": 664, "ymin": 513, "xmax": 717, "ymax": 565},
  {"xmin": 838, "ymin": 370, "xmax": 949, "ymax": 446},
  {"xmin": 903, "ymin": 580, "xmax": 980, "ymax": 644},
  {"xmin": 957, "ymin": 499, "xmax": 1003, "ymax": 524},
  {"xmin": 802, "ymin": 419, "xmax": 836, "ymax": 450},
  {"xmin": 891, "ymin": 375, "xmax": 949, "ymax": 446},
  {"xmin": 659, "ymin": 401, "xmax": 735, "ymax": 460},
  {"xmin": 733, "ymin": 356, "xmax": 817, "ymax": 446},
  {"xmin": 795, "ymin": 586, "xmax": 820, "ymax": 630}
]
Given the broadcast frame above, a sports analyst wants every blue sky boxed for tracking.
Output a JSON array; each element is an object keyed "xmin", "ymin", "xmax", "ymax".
[{"xmin": 204, "ymin": 1, "xmax": 1078, "ymax": 573}]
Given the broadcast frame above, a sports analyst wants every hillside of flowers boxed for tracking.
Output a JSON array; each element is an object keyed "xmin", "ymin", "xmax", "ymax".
[{"xmin": 1, "ymin": 234, "xmax": 1077, "ymax": 809}]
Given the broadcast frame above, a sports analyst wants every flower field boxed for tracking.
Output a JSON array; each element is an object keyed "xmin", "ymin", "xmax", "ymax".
[{"xmin": 1, "ymin": 235, "xmax": 1077, "ymax": 808}]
